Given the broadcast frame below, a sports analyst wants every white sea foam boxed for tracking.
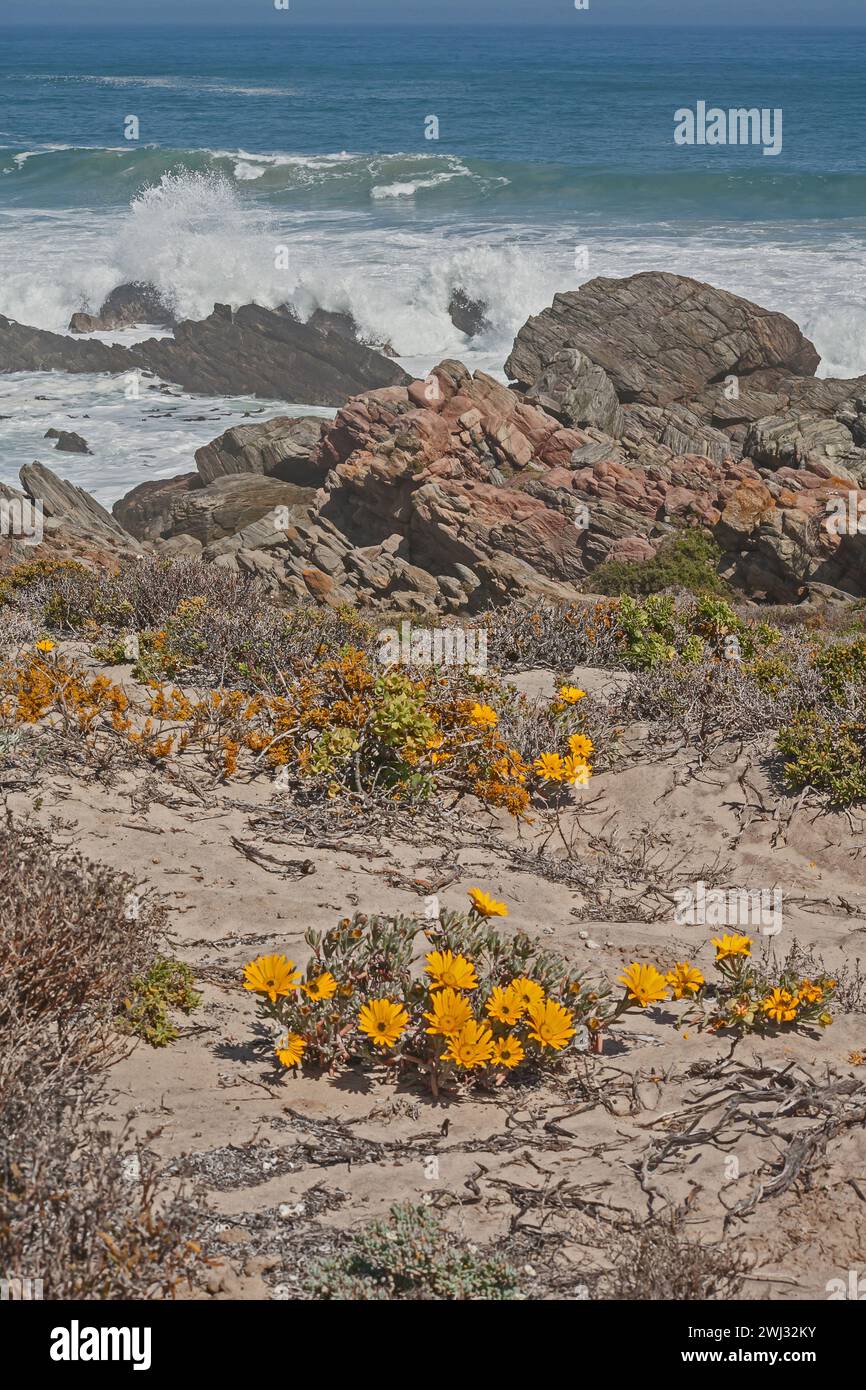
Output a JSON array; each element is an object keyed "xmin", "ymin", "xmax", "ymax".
[
  {"xmin": 0, "ymin": 372, "xmax": 333, "ymax": 506},
  {"xmin": 1, "ymin": 168, "xmax": 865, "ymax": 461}
]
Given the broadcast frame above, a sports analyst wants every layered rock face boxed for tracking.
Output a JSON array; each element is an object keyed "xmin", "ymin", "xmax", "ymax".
[
  {"xmin": 10, "ymin": 271, "xmax": 866, "ymax": 606},
  {"xmin": 0, "ymin": 461, "xmax": 142, "ymax": 571},
  {"xmin": 139, "ymin": 272, "xmax": 865, "ymax": 610}
]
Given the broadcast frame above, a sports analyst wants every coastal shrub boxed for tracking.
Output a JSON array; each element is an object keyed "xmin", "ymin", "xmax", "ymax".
[
  {"xmin": 0, "ymin": 557, "xmax": 103, "ymax": 631},
  {"xmin": 0, "ymin": 643, "xmax": 596, "ymax": 813},
  {"xmin": 0, "ymin": 818, "xmax": 161, "ymax": 1079},
  {"xmin": 777, "ymin": 712, "xmax": 866, "ymax": 805},
  {"xmin": 604, "ymin": 1216, "xmax": 749, "ymax": 1301},
  {"xmin": 484, "ymin": 593, "xmax": 780, "ymax": 673},
  {"xmin": 119, "ymin": 957, "xmax": 202, "ymax": 1047},
  {"xmin": 305, "ymin": 1202, "xmax": 522, "ymax": 1301},
  {"xmin": 585, "ymin": 530, "xmax": 729, "ymax": 599},
  {"xmin": 0, "ymin": 818, "xmax": 206, "ymax": 1299}
]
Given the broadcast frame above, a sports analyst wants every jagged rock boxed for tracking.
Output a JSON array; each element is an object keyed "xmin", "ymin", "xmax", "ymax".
[
  {"xmin": 448, "ymin": 289, "xmax": 491, "ymax": 337},
  {"xmin": 68, "ymin": 282, "xmax": 176, "ymax": 334},
  {"xmin": 134, "ymin": 304, "xmax": 410, "ymax": 404},
  {"xmin": 1, "ymin": 302, "xmax": 410, "ymax": 406},
  {"xmin": 44, "ymin": 429, "xmax": 92, "ymax": 455},
  {"xmin": 506, "ymin": 271, "xmax": 820, "ymax": 409},
  {"xmin": 0, "ymin": 315, "xmax": 134, "ymax": 375},
  {"xmin": 156, "ymin": 474, "xmax": 316, "ymax": 546},
  {"xmin": 194, "ymin": 416, "xmax": 325, "ymax": 486},
  {"xmin": 305, "ymin": 308, "xmax": 397, "ymax": 358},
  {"xmin": 113, "ymin": 473, "xmax": 202, "ymax": 542},
  {"xmin": 526, "ymin": 349, "xmax": 625, "ymax": 438},
  {"xmin": 21, "ymin": 462, "xmax": 138, "ymax": 547},
  {"xmin": 0, "ymin": 462, "xmax": 142, "ymax": 570}
]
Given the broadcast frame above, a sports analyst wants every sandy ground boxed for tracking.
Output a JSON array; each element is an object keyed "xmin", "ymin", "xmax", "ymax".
[{"xmin": 9, "ymin": 665, "xmax": 866, "ymax": 1301}]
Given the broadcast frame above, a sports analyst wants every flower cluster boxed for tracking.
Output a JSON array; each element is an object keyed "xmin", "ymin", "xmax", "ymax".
[
  {"xmin": 612, "ymin": 933, "xmax": 837, "ymax": 1036},
  {"xmin": 240, "ymin": 891, "xmax": 678, "ymax": 1093},
  {"xmin": 0, "ymin": 646, "xmax": 597, "ymax": 816},
  {"xmin": 693, "ymin": 934, "xmax": 837, "ymax": 1034}
]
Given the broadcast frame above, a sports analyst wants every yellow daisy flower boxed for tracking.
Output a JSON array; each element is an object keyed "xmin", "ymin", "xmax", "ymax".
[
  {"xmin": 533, "ymin": 752, "xmax": 565, "ymax": 782},
  {"xmin": 424, "ymin": 987, "xmax": 474, "ymax": 1038},
  {"xmin": 469, "ymin": 703, "xmax": 498, "ymax": 729},
  {"xmin": 485, "ymin": 984, "xmax": 525, "ymax": 1025},
  {"xmin": 358, "ymin": 998, "xmax": 409, "ymax": 1049},
  {"xmin": 425, "ymin": 949, "xmax": 478, "ymax": 992},
  {"xmin": 665, "ymin": 962, "xmax": 705, "ymax": 1000},
  {"xmin": 303, "ymin": 971, "xmax": 338, "ymax": 1001},
  {"xmin": 563, "ymin": 755, "xmax": 592, "ymax": 787},
  {"xmin": 618, "ymin": 962, "xmax": 669, "ymax": 1008},
  {"xmin": 711, "ymin": 933, "xmax": 752, "ymax": 961},
  {"xmin": 492, "ymin": 1034, "xmax": 525, "ymax": 1069},
  {"xmin": 510, "ymin": 976, "xmax": 545, "ymax": 1010},
  {"xmin": 557, "ymin": 686, "xmax": 586, "ymax": 704},
  {"xmin": 275, "ymin": 1034, "xmax": 306, "ymax": 1068},
  {"xmin": 443, "ymin": 1019, "xmax": 495, "ymax": 1069},
  {"xmin": 242, "ymin": 954, "xmax": 302, "ymax": 1003},
  {"xmin": 568, "ymin": 733, "xmax": 594, "ymax": 759},
  {"xmin": 526, "ymin": 998, "xmax": 577, "ymax": 1050},
  {"xmin": 796, "ymin": 979, "xmax": 823, "ymax": 1005},
  {"xmin": 35, "ymin": 639, "xmax": 55, "ymax": 653},
  {"xmin": 762, "ymin": 988, "xmax": 798, "ymax": 1024},
  {"xmin": 468, "ymin": 887, "xmax": 509, "ymax": 918}
]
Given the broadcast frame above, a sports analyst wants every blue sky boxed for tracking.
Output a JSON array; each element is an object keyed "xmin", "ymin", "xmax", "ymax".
[{"xmin": 2, "ymin": 0, "xmax": 864, "ymax": 25}]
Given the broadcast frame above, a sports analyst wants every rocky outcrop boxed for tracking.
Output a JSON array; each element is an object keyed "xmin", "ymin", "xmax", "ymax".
[
  {"xmin": 45, "ymin": 429, "xmax": 92, "ymax": 455},
  {"xmin": 115, "ymin": 472, "xmax": 315, "ymax": 547},
  {"xmin": 68, "ymin": 282, "xmax": 176, "ymax": 334},
  {"xmin": 0, "ymin": 316, "xmax": 134, "ymax": 375},
  {"xmin": 194, "ymin": 416, "xmax": 325, "ymax": 486},
  {"xmin": 448, "ymin": 289, "xmax": 491, "ymax": 338},
  {"xmin": 0, "ymin": 462, "xmax": 142, "ymax": 571},
  {"xmin": 0, "ymin": 302, "xmax": 410, "ymax": 407},
  {"xmin": 506, "ymin": 271, "xmax": 821, "ymax": 408},
  {"xmin": 18, "ymin": 272, "xmax": 866, "ymax": 608},
  {"xmin": 137, "ymin": 304, "xmax": 409, "ymax": 403},
  {"xmin": 167, "ymin": 346, "xmax": 866, "ymax": 608},
  {"xmin": 304, "ymin": 308, "xmax": 397, "ymax": 358},
  {"xmin": 112, "ymin": 473, "xmax": 202, "ymax": 542}
]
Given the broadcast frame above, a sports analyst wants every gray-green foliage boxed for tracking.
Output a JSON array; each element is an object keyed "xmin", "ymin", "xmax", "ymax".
[{"xmin": 305, "ymin": 1202, "xmax": 522, "ymax": 1301}]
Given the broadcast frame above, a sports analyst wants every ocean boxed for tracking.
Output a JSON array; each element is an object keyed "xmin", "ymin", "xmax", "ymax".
[{"xmin": 1, "ymin": 23, "xmax": 865, "ymax": 504}]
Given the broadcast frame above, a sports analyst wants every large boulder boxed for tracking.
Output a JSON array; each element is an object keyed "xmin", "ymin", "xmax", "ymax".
[
  {"xmin": 194, "ymin": 415, "xmax": 325, "ymax": 486},
  {"xmin": 113, "ymin": 473, "xmax": 202, "ymax": 542},
  {"xmin": 68, "ymin": 282, "xmax": 176, "ymax": 334},
  {"xmin": 506, "ymin": 271, "xmax": 821, "ymax": 409},
  {"xmin": 153, "ymin": 474, "xmax": 316, "ymax": 546}
]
